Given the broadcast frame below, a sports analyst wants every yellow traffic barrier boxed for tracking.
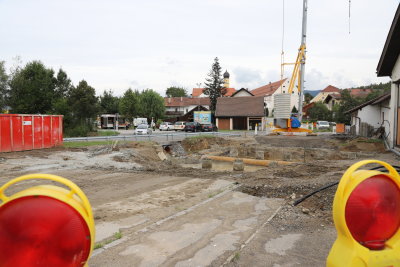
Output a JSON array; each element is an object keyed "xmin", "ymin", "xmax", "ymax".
[
  {"xmin": 0, "ymin": 174, "xmax": 95, "ymax": 267},
  {"xmin": 327, "ymin": 160, "xmax": 400, "ymax": 266}
]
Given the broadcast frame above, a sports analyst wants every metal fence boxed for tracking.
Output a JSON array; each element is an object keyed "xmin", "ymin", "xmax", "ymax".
[{"xmin": 63, "ymin": 132, "xmax": 242, "ymax": 143}]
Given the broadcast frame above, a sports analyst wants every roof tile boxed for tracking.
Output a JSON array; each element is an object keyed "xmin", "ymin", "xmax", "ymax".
[{"xmin": 251, "ymin": 79, "xmax": 287, "ymax": 96}]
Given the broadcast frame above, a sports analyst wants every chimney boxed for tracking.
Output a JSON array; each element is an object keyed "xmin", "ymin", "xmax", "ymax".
[
  {"xmin": 168, "ymin": 98, "xmax": 171, "ymax": 103},
  {"xmin": 180, "ymin": 97, "xmax": 183, "ymax": 102}
]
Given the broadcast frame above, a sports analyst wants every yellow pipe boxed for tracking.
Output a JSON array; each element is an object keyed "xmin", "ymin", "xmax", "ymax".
[{"xmin": 205, "ymin": 155, "xmax": 293, "ymax": 166}]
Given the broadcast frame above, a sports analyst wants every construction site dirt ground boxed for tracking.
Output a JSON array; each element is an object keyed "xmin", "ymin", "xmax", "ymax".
[{"xmin": 0, "ymin": 135, "xmax": 397, "ymax": 266}]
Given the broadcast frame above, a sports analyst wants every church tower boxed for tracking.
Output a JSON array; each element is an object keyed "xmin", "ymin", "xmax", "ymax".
[{"xmin": 223, "ymin": 70, "xmax": 230, "ymax": 88}]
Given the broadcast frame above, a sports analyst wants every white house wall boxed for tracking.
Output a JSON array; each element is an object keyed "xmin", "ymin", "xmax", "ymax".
[
  {"xmin": 389, "ymin": 54, "xmax": 400, "ymax": 148},
  {"xmin": 233, "ymin": 91, "xmax": 253, "ymax": 97},
  {"xmin": 264, "ymin": 80, "xmax": 300, "ymax": 116},
  {"xmin": 356, "ymin": 105, "xmax": 382, "ymax": 135},
  {"xmin": 351, "ymin": 99, "xmax": 390, "ymax": 136},
  {"xmin": 166, "ymin": 105, "xmax": 210, "ymax": 113}
]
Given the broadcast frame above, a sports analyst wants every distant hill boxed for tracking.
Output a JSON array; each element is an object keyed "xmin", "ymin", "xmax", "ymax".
[{"xmin": 304, "ymin": 90, "xmax": 320, "ymax": 97}]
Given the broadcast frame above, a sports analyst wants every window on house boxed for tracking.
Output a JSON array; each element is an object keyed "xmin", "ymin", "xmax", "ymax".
[{"xmin": 175, "ymin": 108, "xmax": 177, "ymax": 112}]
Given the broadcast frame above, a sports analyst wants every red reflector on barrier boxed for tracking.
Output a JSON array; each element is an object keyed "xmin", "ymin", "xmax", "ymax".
[
  {"xmin": 0, "ymin": 195, "xmax": 91, "ymax": 267},
  {"xmin": 345, "ymin": 174, "xmax": 400, "ymax": 250}
]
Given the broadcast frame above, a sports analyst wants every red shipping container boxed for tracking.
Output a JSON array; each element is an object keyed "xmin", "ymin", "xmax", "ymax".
[{"xmin": 0, "ymin": 114, "xmax": 63, "ymax": 153}]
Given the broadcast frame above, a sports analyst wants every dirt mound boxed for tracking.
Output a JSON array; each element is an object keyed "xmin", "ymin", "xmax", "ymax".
[
  {"xmin": 181, "ymin": 136, "xmax": 230, "ymax": 152},
  {"xmin": 255, "ymin": 135, "xmax": 338, "ymax": 149},
  {"xmin": 339, "ymin": 137, "xmax": 386, "ymax": 153}
]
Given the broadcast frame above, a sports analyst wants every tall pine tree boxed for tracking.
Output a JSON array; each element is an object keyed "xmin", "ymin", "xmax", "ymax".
[{"xmin": 203, "ymin": 57, "xmax": 226, "ymax": 115}]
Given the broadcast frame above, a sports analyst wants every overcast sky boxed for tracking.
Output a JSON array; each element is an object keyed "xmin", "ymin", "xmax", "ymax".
[{"xmin": 0, "ymin": 0, "xmax": 398, "ymax": 96}]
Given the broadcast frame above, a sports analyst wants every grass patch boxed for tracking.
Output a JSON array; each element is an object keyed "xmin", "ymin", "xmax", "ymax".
[
  {"xmin": 185, "ymin": 135, "xmax": 216, "ymax": 143},
  {"xmin": 114, "ymin": 231, "xmax": 122, "ymax": 239},
  {"xmin": 232, "ymin": 252, "xmax": 240, "ymax": 262},
  {"xmin": 95, "ymin": 130, "xmax": 120, "ymax": 136},
  {"xmin": 208, "ymin": 189, "xmax": 223, "ymax": 198},
  {"xmin": 94, "ymin": 231, "xmax": 123, "ymax": 250},
  {"xmin": 94, "ymin": 243, "xmax": 104, "ymax": 249},
  {"xmin": 357, "ymin": 138, "xmax": 383, "ymax": 143}
]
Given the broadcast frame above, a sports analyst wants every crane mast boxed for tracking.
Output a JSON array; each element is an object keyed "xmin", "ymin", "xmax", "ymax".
[
  {"xmin": 298, "ymin": 0, "xmax": 307, "ymax": 122},
  {"xmin": 273, "ymin": 0, "xmax": 311, "ymax": 133}
]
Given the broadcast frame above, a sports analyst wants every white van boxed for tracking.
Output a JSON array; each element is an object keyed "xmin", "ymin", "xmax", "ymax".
[{"xmin": 133, "ymin": 118, "xmax": 148, "ymax": 127}]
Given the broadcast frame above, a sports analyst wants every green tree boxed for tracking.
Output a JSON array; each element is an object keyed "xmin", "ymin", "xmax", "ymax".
[
  {"xmin": 308, "ymin": 102, "xmax": 331, "ymax": 121},
  {"xmin": 0, "ymin": 61, "xmax": 9, "ymax": 111},
  {"xmin": 166, "ymin": 87, "xmax": 188, "ymax": 97},
  {"xmin": 54, "ymin": 69, "xmax": 73, "ymax": 99},
  {"xmin": 304, "ymin": 92, "xmax": 313, "ymax": 104},
  {"xmin": 203, "ymin": 57, "xmax": 227, "ymax": 114},
  {"xmin": 365, "ymin": 89, "xmax": 384, "ymax": 101},
  {"xmin": 119, "ymin": 88, "xmax": 140, "ymax": 121},
  {"xmin": 9, "ymin": 61, "xmax": 56, "ymax": 114},
  {"xmin": 336, "ymin": 89, "xmax": 362, "ymax": 124},
  {"xmin": 68, "ymin": 80, "xmax": 98, "ymax": 122},
  {"xmin": 139, "ymin": 89, "xmax": 165, "ymax": 121},
  {"xmin": 99, "ymin": 89, "xmax": 119, "ymax": 114},
  {"xmin": 356, "ymin": 81, "xmax": 391, "ymax": 91}
]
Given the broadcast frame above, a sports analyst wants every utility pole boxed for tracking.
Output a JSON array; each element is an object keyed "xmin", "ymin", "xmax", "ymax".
[{"xmin": 298, "ymin": 0, "xmax": 307, "ymax": 122}]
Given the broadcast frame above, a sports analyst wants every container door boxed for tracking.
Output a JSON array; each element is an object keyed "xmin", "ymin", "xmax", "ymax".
[
  {"xmin": 0, "ymin": 116, "xmax": 12, "ymax": 152},
  {"xmin": 33, "ymin": 116, "xmax": 43, "ymax": 149},
  {"xmin": 11, "ymin": 116, "xmax": 23, "ymax": 151},
  {"xmin": 43, "ymin": 116, "xmax": 52, "ymax": 148},
  {"xmin": 52, "ymin": 116, "xmax": 61, "ymax": 145},
  {"xmin": 22, "ymin": 116, "xmax": 33, "ymax": 150}
]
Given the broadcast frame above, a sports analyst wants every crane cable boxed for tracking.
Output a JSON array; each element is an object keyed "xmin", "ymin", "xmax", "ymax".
[
  {"xmin": 280, "ymin": 0, "xmax": 285, "ymax": 92},
  {"xmin": 349, "ymin": 0, "xmax": 351, "ymax": 34}
]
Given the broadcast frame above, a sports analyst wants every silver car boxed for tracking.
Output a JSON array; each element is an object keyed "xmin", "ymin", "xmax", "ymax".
[
  {"xmin": 159, "ymin": 122, "xmax": 173, "ymax": 131},
  {"xmin": 134, "ymin": 124, "xmax": 152, "ymax": 135},
  {"xmin": 316, "ymin": 121, "xmax": 330, "ymax": 130}
]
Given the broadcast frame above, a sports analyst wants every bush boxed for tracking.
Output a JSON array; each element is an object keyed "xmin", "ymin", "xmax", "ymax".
[{"xmin": 64, "ymin": 124, "xmax": 92, "ymax": 137}]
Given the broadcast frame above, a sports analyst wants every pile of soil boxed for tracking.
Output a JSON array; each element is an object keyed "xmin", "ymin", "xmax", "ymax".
[
  {"xmin": 181, "ymin": 136, "xmax": 230, "ymax": 152},
  {"xmin": 338, "ymin": 137, "xmax": 386, "ymax": 153}
]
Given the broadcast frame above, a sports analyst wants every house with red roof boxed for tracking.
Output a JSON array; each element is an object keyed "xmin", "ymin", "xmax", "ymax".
[
  {"xmin": 251, "ymin": 78, "xmax": 299, "ymax": 116},
  {"xmin": 311, "ymin": 85, "xmax": 341, "ymax": 103},
  {"xmin": 164, "ymin": 97, "xmax": 210, "ymax": 122},
  {"xmin": 191, "ymin": 87, "xmax": 236, "ymax": 97},
  {"xmin": 348, "ymin": 88, "xmax": 374, "ymax": 98}
]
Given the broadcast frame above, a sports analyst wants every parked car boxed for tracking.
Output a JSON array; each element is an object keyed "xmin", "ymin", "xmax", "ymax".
[
  {"xmin": 134, "ymin": 124, "xmax": 152, "ymax": 135},
  {"xmin": 184, "ymin": 122, "xmax": 202, "ymax": 132},
  {"xmin": 316, "ymin": 121, "xmax": 330, "ymax": 130},
  {"xmin": 174, "ymin": 121, "xmax": 186, "ymax": 131},
  {"xmin": 159, "ymin": 122, "xmax": 174, "ymax": 131},
  {"xmin": 201, "ymin": 123, "xmax": 218, "ymax": 132}
]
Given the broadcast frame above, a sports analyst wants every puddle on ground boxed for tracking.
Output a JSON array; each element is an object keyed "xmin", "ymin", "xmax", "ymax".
[{"xmin": 181, "ymin": 161, "xmax": 266, "ymax": 172}]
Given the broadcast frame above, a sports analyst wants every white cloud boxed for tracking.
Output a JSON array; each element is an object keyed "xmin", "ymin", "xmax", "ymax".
[{"xmin": 0, "ymin": 0, "xmax": 397, "ymax": 96}]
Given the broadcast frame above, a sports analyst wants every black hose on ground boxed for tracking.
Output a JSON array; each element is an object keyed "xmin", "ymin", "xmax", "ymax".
[{"xmin": 293, "ymin": 165, "xmax": 400, "ymax": 206}]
